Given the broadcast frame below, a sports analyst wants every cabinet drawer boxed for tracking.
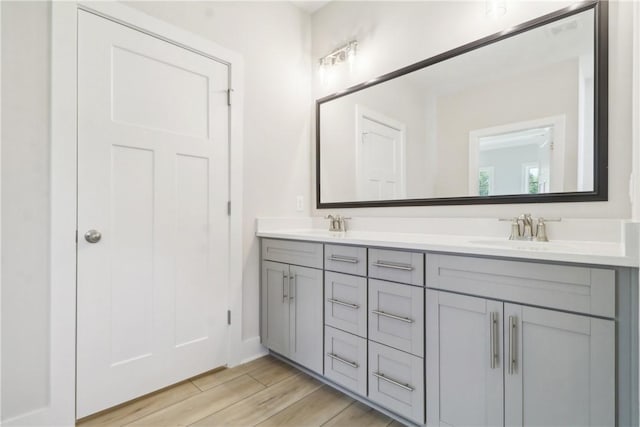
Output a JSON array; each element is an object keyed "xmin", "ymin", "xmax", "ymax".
[
  {"xmin": 325, "ymin": 272, "xmax": 367, "ymax": 338},
  {"xmin": 369, "ymin": 279, "xmax": 424, "ymax": 357},
  {"xmin": 325, "ymin": 244, "xmax": 367, "ymax": 276},
  {"xmin": 368, "ymin": 248, "xmax": 424, "ymax": 286},
  {"xmin": 261, "ymin": 238, "xmax": 323, "ymax": 269},
  {"xmin": 368, "ymin": 341, "xmax": 424, "ymax": 425},
  {"xmin": 426, "ymin": 253, "xmax": 615, "ymax": 318},
  {"xmin": 324, "ymin": 326, "xmax": 367, "ymax": 396}
]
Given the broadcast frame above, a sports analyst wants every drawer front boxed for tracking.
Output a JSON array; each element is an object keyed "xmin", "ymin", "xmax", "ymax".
[
  {"xmin": 368, "ymin": 341, "xmax": 424, "ymax": 425},
  {"xmin": 368, "ymin": 248, "xmax": 424, "ymax": 286},
  {"xmin": 261, "ymin": 238, "xmax": 323, "ymax": 269},
  {"xmin": 325, "ymin": 244, "xmax": 367, "ymax": 276},
  {"xmin": 325, "ymin": 272, "xmax": 368, "ymax": 338},
  {"xmin": 369, "ymin": 279, "xmax": 424, "ymax": 356},
  {"xmin": 324, "ymin": 326, "xmax": 368, "ymax": 396},
  {"xmin": 426, "ymin": 253, "xmax": 616, "ymax": 318}
]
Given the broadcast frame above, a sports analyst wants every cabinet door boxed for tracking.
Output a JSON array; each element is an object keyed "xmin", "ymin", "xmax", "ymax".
[
  {"xmin": 261, "ymin": 261, "xmax": 290, "ymax": 356},
  {"xmin": 289, "ymin": 265, "xmax": 323, "ymax": 374},
  {"xmin": 504, "ymin": 304, "xmax": 614, "ymax": 427},
  {"xmin": 426, "ymin": 290, "xmax": 503, "ymax": 427}
]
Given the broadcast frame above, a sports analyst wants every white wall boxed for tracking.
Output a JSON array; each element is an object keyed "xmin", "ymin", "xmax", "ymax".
[
  {"xmin": 1, "ymin": 1, "xmax": 52, "ymax": 420},
  {"xmin": 436, "ymin": 58, "xmax": 579, "ymax": 196},
  {"xmin": 312, "ymin": 0, "xmax": 634, "ymax": 219}
]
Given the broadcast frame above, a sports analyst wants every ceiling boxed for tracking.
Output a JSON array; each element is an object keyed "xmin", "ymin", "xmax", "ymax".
[{"xmin": 290, "ymin": 1, "xmax": 331, "ymax": 14}]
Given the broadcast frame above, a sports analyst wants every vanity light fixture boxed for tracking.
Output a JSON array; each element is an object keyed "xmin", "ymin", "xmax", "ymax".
[
  {"xmin": 486, "ymin": 0, "xmax": 507, "ymax": 17},
  {"xmin": 318, "ymin": 40, "xmax": 358, "ymax": 79}
]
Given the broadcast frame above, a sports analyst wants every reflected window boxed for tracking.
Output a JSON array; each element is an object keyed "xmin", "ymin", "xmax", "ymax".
[{"xmin": 478, "ymin": 166, "xmax": 495, "ymax": 196}]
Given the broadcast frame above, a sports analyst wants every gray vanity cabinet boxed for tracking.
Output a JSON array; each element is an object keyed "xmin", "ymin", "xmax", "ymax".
[
  {"xmin": 503, "ymin": 304, "xmax": 614, "ymax": 427},
  {"xmin": 261, "ymin": 239, "xmax": 324, "ymax": 374},
  {"xmin": 426, "ymin": 290, "xmax": 615, "ymax": 427},
  {"xmin": 262, "ymin": 261, "xmax": 290, "ymax": 356},
  {"xmin": 425, "ymin": 291, "xmax": 504, "ymax": 427}
]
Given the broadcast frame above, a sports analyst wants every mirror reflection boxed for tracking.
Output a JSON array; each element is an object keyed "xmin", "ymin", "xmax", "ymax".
[{"xmin": 319, "ymin": 8, "xmax": 596, "ymax": 204}]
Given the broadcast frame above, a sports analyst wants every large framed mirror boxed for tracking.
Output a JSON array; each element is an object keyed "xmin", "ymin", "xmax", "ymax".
[{"xmin": 316, "ymin": 0, "xmax": 607, "ymax": 208}]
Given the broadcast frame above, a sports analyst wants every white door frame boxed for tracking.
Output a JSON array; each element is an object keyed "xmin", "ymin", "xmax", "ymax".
[
  {"xmin": 41, "ymin": 3, "xmax": 244, "ymax": 425},
  {"xmin": 468, "ymin": 115, "xmax": 566, "ymax": 196}
]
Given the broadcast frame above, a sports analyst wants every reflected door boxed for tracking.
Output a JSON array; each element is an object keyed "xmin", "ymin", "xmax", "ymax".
[
  {"xmin": 77, "ymin": 11, "xmax": 230, "ymax": 417},
  {"xmin": 357, "ymin": 107, "xmax": 406, "ymax": 201}
]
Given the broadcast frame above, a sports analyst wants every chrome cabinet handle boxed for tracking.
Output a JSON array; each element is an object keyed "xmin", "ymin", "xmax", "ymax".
[
  {"xmin": 328, "ymin": 255, "xmax": 359, "ymax": 264},
  {"xmin": 372, "ymin": 372, "xmax": 414, "ymax": 392},
  {"xmin": 508, "ymin": 315, "xmax": 517, "ymax": 374},
  {"xmin": 289, "ymin": 274, "xmax": 295, "ymax": 301},
  {"xmin": 327, "ymin": 353, "xmax": 358, "ymax": 368},
  {"xmin": 490, "ymin": 312, "xmax": 499, "ymax": 369},
  {"xmin": 371, "ymin": 310, "xmax": 413, "ymax": 323},
  {"xmin": 84, "ymin": 229, "xmax": 102, "ymax": 243},
  {"xmin": 282, "ymin": 274, "xmax": 288, "ymax": 302},
  {"xmin": 327, "ymin": 298, "xmax": 359, "ymax": 309},
  {"xmin": 371, "ymin": 261, "xmax": 414, "ymax": 271}
]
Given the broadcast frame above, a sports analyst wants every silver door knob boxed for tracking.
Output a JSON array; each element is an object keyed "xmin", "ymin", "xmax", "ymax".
[{"xmin": 84, "ymin": 229, "xmax": 102, "ymax": 243}]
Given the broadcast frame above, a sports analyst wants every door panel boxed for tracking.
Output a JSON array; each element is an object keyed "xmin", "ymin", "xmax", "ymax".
[
  {"xmin": 77, "ymin": 11, "xmax": 229, "ymax": 417},
  {"xmin": 426, "ymin": 290, "xmax": 503, "ymax": 427},
  {"xmin": 504, "ymin": 304, "xmax": 615, "ymax": 427},
  {"xmin": 289, "ymin": 265, "xmax": 323, "ymax": 374}
]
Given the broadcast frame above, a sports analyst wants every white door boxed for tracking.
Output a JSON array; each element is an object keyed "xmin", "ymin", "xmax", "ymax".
[
  {"xmin": 356, "ymin": 107, "xmax": 406, "ymax": 201},
  {"xmin": 77, "ymin": 11, "xmax": 230, "ymax": 418},
  {"xmin": 504, "ymin": 304, "xmax": 615, "ymax": 427},
  {"xmin": 426, "ymin": 290, "xmax": 504, "ymax": 427}
]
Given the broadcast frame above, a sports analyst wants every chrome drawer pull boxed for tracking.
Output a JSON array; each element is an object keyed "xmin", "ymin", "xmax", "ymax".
[
  {"xmin": 508, "ymin": 315, "xmax": 517, "ymax": 374},
  {"xmin": 371, "ymin": 261, "xmax": 414, "ymax": 271},
  {"xmin": 328, "ymin": 255, "xmax": 359, "ymax": 264},
  {"xmin": 372, "ymin": 372, "xmax": 414, "ymax": 392},
  {"xmin": 490, "ymin": 312, "xmax": 499, "ymax": 369},
  {"xmin": 371, "ymin": 310, "xmax": 414, "ymax": 323},
  {"xmin": 327, "ymin": 298, "xmax": 359, "ymax": 309},
  {"xmin": 327, "ymin": 353, "xmax": 358, "ymax": 368}
]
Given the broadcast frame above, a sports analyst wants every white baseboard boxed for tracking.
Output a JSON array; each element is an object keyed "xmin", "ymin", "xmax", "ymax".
[{"xmin": 232, "ymin": 336, "xmax": 267, "ymax": 367}]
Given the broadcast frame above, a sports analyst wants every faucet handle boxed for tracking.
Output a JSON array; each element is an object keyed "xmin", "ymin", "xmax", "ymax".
[{"xmin": 337, "ymin": 216, "xmax": 351, "ymax": 232}]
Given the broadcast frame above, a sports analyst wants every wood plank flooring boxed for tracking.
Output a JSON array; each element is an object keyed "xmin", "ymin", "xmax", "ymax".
[{"xmin": 77, "ymin": 355, "xmax": 403, "ymax": 427}]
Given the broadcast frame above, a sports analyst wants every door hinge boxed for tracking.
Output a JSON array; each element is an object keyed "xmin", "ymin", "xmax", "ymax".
[
  {"xmin": 227, "ymin": 310, "xmax": 231, "ymax": 325},
  {"xmin": 227, "ymin": 88, "xmax": 233, "ymax": 106},
  {"xmin": 227, "ymin": 201, "xmax": 231, "ymax": 216}
]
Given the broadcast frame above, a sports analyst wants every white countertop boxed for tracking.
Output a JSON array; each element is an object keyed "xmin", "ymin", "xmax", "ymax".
[{"xmin": 256, "ymin": 228, "xmax": 638, "ymax": 267}]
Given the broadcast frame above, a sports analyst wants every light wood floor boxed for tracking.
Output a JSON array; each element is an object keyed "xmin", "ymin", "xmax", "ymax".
[{"xmin": 77, "ymin": 355, "xmax": 406, "ymax": 427}]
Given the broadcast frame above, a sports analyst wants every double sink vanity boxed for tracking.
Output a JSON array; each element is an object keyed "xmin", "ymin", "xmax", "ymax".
[
  {"xmin": 264, "ymin": 1, "xmax": 637, "ymax": 425},
  {"xmin": 258, "ymin": 222, "xmax": 638, "ymax": 427}
]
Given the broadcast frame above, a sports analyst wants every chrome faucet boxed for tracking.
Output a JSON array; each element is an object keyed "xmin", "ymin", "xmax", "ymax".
[
  {"xmin": 325, "ymin": 214, "xmax": 350, "ymax": 232},
  {"xmin": 500, "ymin": 214, "xmax": 560, "ymax": 242}
]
